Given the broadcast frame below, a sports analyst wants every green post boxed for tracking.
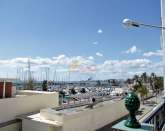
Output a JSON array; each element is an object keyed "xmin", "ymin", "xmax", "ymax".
[{"xmin": 125, "ymin": 91, "xmax": 141, "ymax": 128}]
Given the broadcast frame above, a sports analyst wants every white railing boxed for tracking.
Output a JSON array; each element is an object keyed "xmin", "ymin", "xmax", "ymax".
[{"xmin": 141, "ymin": 102, "xmax": 165, "ymax": 131}]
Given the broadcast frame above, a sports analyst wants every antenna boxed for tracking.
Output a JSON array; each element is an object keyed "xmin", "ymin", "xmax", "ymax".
[{"xmin": 27, "ymin": 57, "xmax": 31, "ymax": 81}]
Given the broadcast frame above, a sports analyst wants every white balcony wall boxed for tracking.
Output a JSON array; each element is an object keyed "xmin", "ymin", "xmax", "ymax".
[
  {"xmin": 0, "ymin": 91, "xmax": 59, "ymax": 123},
  {"xmin": 22, "ymin": 100, "xmax": 128, "ymax": 131}
]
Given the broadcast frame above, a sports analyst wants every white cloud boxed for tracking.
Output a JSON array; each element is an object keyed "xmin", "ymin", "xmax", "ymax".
[
  {"xmin": 96, "ymin": 52, "xmax": 103, "ymax": 57},
  {"xmin": 0, "ymin": 55, "xmax": 91, "ymax": 69},
  {"xmin": 99, "ymin": 59, "xmax": 151, "ymax": 71},
  {"xmin": 93, "ymin": 41, "xmax": 99, "ymax": 45},
  {"xmin": 143, "ymin": 50, "xmax": 162, "ymax": 57},
  {"xmin": 88, "ymin": 56, "xmax": 94, "ymax": 60},
  {"xmin": 124, "ymin": 45, "xmax": 141, "ymax": 54},
  {"xmin": 96, "ymin": 59, "xmax": 162, "ymax": 79},
  {"xmin": 0, "ymin": 55, "xmax": 162, "ymax": 80},
  {"xmin": 97, "ymin": 29, "xmax": 103, "ymax": 34}
]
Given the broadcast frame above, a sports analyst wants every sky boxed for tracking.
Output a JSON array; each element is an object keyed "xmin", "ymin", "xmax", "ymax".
[{"xmin": 0, "ymin": 0, "xmax": 163, "ymax": 80}]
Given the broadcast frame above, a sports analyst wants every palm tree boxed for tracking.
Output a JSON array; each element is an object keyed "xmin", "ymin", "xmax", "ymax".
[
  {"xmin": 154, "ymin": 76, "xmax": 163, "ymax": 100},
  {"xmin": 137, "ymin": 85, "xmax": 148, "ymax": 104},
  {"xmin": 151, "ymin": 72, "xmax": 156, "ymax": 78},
  {"xmin": 154, "ymin": 77, "xmax": 163, "ymax": 91},
  {"xmin": 141, "ymin": 72, "xmax": 147, "ymax": 83},
  {"xmin": 133, "ymin": 81, "xmax": 148, "ymax": 104},
  {"xmin": 149, "ymin": 73, "xmax": 156, "ymax": 92},
  {"xmin": 133, "ymin": 74, "xmax": 139, "ymax": 84},
  {"xmin": 126, "ymin": 78, "xmax": 132, "ymax": 84},
  {"xmin": 42, "ymin": 80, "xmax": 48, "ymax": 91}
]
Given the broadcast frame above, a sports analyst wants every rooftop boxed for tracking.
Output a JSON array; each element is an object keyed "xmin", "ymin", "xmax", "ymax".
[{"xmin": 17, "ymin": 94, "xmax": 164, "ymax": 131}]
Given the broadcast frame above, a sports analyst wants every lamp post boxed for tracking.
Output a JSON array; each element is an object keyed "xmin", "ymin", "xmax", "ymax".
[
  {"xmin": 122, "ymin": 19, "xmax": 165, "ymax": 29},
  {"xmin": 122, "ymin": 18, "xmax": 165, "ymax": 99}
]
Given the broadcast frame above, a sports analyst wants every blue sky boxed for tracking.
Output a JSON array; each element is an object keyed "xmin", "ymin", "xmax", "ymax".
[{"xmin": 0, "ymin": 0, "xmax": 163, "ymax": 80}]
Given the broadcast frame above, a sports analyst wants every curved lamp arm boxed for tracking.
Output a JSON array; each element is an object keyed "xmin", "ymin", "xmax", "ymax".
[{"xmin": 122, "ymin": 19, "xmax": 165, "ymax": 29}]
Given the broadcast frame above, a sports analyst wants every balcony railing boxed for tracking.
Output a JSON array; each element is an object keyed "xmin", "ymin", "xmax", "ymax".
[{"xmin": 141, "ymin": 101, "xmax": 165, "ymax": 131}]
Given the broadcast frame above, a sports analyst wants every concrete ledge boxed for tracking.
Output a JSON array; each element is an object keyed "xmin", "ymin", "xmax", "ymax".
[
  {"xmin": 0, "ymin": 91, "xmax": 59, "ymax": 123},
  {"xmin": 0, "ymin": 119, "xmax": 22, "ymax": 131},
  {"xmin": 16, "ymin": 90, "xmax": 58, "ymax": 95},
  {"xmin": 0, "ymin": 119, "xmax": 21, "ymax": 128}
]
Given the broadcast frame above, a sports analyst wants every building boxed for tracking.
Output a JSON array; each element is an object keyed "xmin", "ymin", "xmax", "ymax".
[
  {"xmin": 0, "ymin": 78, "xmax": 16, "ymax": 98},
  {"xmin": 0, "ymin": 79, "xmax": 59, "ymax": 131},
  {"xmin": 18, "ymin": 100, "xmax": 128, "ymax": 131}
]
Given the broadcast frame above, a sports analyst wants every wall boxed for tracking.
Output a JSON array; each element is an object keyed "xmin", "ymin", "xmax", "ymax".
[
  {"xmin": 0, "ymin": 121, "xmax": 21, "ymax": 131},
  {"xmin": 22, "ymin": 100, "xmax": 128, "ymax": 131},
  {"xmin": 62, "ymin": 100, "xmax": 128, "ymax": 131},
  {"xmin": 22, "ymin": 119, "xmax": 62, "ymax": 131},
  {"xmin": 0, "ymin": 91, "xmax": 59, "ymax": 123},
  {"xmin": 23, "ymin": 119, "xmax": 52, "ymax": 131}
]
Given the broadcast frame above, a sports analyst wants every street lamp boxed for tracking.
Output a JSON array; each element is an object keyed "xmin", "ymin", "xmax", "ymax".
[
  {"xmin": 122, "ymin": 18, "xmax": 165, "ymax": 100},
  {"xmin": 122, "ymin": 18, "xmax": 165, "ymax": 29}
]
